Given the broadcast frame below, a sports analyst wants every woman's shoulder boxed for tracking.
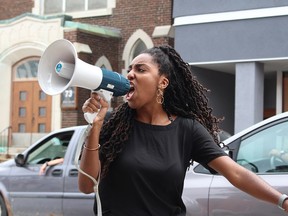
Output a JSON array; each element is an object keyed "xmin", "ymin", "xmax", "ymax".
[
  {"xmin": 176, "ymin": 116, "xmax": 210, "ymax": 136},
  {"xmin": 176, "ymin": 116, "xmax": 198, "ymax": 127}
]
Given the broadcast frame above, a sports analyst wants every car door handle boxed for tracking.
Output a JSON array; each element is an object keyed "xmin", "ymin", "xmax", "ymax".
[
  {"xmin": 69, "ymin": 169, "xmax": 78, "ymax": 177},
  {"xmin": 52, "ymin": 169, "xmax": 63, "ymax": 176}
]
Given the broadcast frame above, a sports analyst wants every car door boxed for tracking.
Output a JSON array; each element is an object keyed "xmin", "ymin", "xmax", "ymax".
[
  {"xmin": 208, "ymin": 119, "xmax": 288, "ymax": 216},
  {"xmin": 182, "ymin": 168, "xmax": 214, "ymax": 216},
  {"xmin": 8, "ymin": 130, "xmax": 74, "ymax": 216}
]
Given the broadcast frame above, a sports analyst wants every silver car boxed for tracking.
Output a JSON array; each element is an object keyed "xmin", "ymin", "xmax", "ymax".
[
  {"xmin": 0, "ymin": 125, "xmax": 94, "ymax": 216},
  {"xmin": 183, "ymin": 111, "xmax": 288, "ymax": 216}
]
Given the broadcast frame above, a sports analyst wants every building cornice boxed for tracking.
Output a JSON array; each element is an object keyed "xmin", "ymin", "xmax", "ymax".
[{"xmin": 64, "ymin": 21, "xmax": 121, "ymax": 38}]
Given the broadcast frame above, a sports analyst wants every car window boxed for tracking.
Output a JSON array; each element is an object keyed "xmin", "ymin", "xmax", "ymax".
[
  {"xmin": 26, "ymin": 131, "xmax": 74, "ymax": 165},
  {"xmin": 237, "ymin": 121, "xmax": 288, "ymax": 174},
  {"xmin": 193, "ymin": 163, "xmax": 211, "ymax": 174}
]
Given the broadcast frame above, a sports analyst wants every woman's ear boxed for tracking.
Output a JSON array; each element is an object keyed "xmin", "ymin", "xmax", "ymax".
[{"xmin": 159, "ymin": 76, "xmax": 169, "ymax": 89}]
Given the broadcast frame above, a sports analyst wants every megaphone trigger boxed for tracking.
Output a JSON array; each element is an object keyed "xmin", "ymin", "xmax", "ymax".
[{"xmin": 94, "ymin": 89, "xmax": 113, "ymax": 102}]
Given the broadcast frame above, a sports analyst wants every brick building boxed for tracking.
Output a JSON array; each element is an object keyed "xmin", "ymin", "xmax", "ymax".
[{"xmin": 0, "ymin": 0, "xmax": 174, "ymax": 148}]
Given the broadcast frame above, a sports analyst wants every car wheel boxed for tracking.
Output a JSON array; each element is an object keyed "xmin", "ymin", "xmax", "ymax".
[{"xmin": 0, "ymin": 195, "xmax": 8, "ymax": 216}]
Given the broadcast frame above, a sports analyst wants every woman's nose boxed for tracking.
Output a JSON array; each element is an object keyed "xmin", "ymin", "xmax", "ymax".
[{"xmin": 127, "ymin": 70, "xmax": 134, "ymax": 80}]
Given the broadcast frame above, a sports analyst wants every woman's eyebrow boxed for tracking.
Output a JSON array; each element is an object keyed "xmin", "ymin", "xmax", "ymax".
[{"xmin": 129, "ymin": 63, "xmax": 145, "ymax": 69}]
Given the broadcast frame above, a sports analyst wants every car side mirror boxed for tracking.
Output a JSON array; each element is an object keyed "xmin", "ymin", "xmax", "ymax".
[
  {"xmin": 225, "ymin": 149, "xmax": 233, "ymax": 158},
  {"xmin": 219, "ymin": 143, "xmax": 233, "ymax": 158},
  {"xmin": 14, "ymin": 154, "xmax": 26, "ymax": 167}
]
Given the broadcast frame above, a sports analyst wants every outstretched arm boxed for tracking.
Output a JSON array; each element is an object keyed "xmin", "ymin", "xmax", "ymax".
[{"xmin": 209, "ymin": 155, "xmax": 288, "ymax": 212}]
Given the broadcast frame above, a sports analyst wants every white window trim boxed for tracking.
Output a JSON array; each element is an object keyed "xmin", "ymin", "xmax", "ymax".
[
  {"xmin": 95, "ymin": 55, "xmax": 112, "ymax": 71},
  {"xmin": 122, "ymin": 29, "xmax": 153, "ymax": 77},
  {"xmin": 66, "ymin": 8, "xmax": 113, "ymax": 19}
]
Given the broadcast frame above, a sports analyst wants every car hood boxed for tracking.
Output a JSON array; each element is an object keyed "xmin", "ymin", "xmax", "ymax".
[{"xmin": 0, "ymin": 158, "xmax": 15, "ymax": 167}]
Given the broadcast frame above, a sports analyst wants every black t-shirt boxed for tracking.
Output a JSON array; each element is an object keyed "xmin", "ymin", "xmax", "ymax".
[{"xmin": 96, "ymin": 117, "xmax": 227, "ymax": 216}]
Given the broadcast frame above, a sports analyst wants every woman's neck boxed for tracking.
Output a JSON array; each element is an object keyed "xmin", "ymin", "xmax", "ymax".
[{"xmin": 135, "ymin": 110, "xmax": 174, "ymax": 125}]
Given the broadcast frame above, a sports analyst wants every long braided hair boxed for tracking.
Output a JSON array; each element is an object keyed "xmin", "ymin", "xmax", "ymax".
[{"xmin": 99, "ymin": 45, "xmax": 221, "ymax": 177}]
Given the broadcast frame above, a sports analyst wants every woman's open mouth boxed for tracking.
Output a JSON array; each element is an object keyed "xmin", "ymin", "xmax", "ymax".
[{"xmin": 126, "ymin": 85, "xmax": 135, "ymax": 100}]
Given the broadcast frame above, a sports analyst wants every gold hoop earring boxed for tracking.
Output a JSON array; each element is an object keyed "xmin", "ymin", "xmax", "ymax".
[{"xmin": 156, "ymin": 89, "xmax": 164, "ymax": 104}]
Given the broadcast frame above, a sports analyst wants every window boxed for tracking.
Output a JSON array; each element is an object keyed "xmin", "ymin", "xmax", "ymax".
[
  {"xmin": 39, "ymin": 90, "xmax": 46, "ymax": 100},
  {"xmin": 39, "ymin": 107, "xmax": 46, "ymax": 117},
  {"xmin": 66, "ymin": 0, "xmax": 85, "ymax": 12},
  {"xmin": 38, "ymin": 123, "xmax": 46, "ymax": 133},
  {"xmin": 131, "ymin": 40, "xmax": 147, "ymax": 60},
  {"xmin": 44, "ymin": 0, "xmax": 62, "ymax": 14},
  {"xmin": 20, "ymin": 91, "xmax": 27, "ymax": 101},
  {"xmin": 18, "ymin": 124, "xmax": 26, "ymax": 132},
  {"xmin": 237, "ymin": 121, "xmax": 288, "ymax": 173},
  {"xmin": 19, "ymin": 107, "xmax": 26, "ymax": 117},
  {"xmin": 122, "ymin": 29, "xmax": 153, "ymax": 78},
  {"xmin": 15, "ymin": 59, "xmax": 39, "ymax": 80},
  {"xmin": 37, "ymin": 0, "xmax": 113, "ymax": 18}
]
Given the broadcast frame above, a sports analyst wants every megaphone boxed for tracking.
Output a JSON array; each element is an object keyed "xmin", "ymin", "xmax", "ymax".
[{"xmin": 38, "ymin": 39, "xmax": 130, "ymax": 123}]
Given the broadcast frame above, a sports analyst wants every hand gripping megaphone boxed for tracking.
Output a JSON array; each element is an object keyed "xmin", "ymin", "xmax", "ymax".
[{"xmin": 38, "ymin": 39, "xmax": 130, "ymax": 123}]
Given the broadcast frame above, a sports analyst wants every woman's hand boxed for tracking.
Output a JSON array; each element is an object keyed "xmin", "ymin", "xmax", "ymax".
[{"xmin": 82, "ymin": 92, "xmax": 109, "ymax": 124}]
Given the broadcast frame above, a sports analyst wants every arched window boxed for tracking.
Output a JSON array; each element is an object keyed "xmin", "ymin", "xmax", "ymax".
[
  {"xmin": 14, "ymin": 58, "xmax": 39, "ymax": 81},
  {"xmin": 122, "ymin": 29, "xmax": 154, "ymax": 77},
  {"xmin": 131, "ymin": 39, "xmax": 147, "ymax": 60},
  {"xmin": 95, "ymin": 55, "xmax": 112, "ymax": 70}
]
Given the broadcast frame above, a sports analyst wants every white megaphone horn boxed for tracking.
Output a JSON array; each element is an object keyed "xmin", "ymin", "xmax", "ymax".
[{"xmin": 38, "ymin": 39, "xmax": 130, "ymax": 123}]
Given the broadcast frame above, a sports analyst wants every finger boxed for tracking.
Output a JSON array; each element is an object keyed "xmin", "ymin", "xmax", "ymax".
[
  {"xmin": 90, "ymin": 98, "xmax": 101, "ymax": 109},
  {"xmin": 94, "ymin": 107, "xmax": 108, "ymax": 122},
  {"xmin": 91, "ymin": 92, "xmax": 101, "ymax": 101},
  {"xmin": 82, "ymin": 101, "xmax": 92, "ymax": 113},
  {"xmin": 93, "ymin": 100, "xmax": 109, "ymax": 122},
  {"xmin": 85, "ymin": 107, "xmax": 97, "ymax": 114},
  {"xmin": 82, "ymin": 98, "xmax": 101, "ymax": 113},
  {"xmin": 98, "ymin": 97, "xmax": 109, "ymax": 108}
]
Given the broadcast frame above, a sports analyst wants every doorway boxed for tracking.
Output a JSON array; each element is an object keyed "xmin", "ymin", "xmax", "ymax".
[{"xmin": 11, "ymin": 58, "xmax": 52, "ymax": 133}]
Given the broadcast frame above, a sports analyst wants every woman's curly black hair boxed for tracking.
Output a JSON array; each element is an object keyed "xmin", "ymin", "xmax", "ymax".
[{"xmin": 99, "ymin": 45, "xmax": 221, "ymax": 177}]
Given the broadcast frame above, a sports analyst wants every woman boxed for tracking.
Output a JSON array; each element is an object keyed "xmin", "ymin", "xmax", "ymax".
[{"xmin": 78, "ymin": 45, "xmax": 288, "ymax": 215}]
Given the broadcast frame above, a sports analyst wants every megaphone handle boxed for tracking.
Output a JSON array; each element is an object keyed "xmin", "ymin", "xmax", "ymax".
[
  {"xmin": 84, "ymin": 112, "xmax": 98, "ymax": 124},
  {"xmin": 84, "ymin": 89, "xmax": 113, "ymax": 124}
]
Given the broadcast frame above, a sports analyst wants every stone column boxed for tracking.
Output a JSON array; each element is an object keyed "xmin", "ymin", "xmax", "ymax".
[{"xmin": 235, "ymin": 62, "xmax": 264, "ymax": 133}]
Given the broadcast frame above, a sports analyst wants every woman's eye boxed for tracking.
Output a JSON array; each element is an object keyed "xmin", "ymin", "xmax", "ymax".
[{"xmin": 138, "ymin": 68, "xmax": 145, "ymax": 72}]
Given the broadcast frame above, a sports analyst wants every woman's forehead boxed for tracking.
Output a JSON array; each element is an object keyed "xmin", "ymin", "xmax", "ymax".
[{"xmin": 130, "ymin": 53, "xmax": 155, "ymax": 66}]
